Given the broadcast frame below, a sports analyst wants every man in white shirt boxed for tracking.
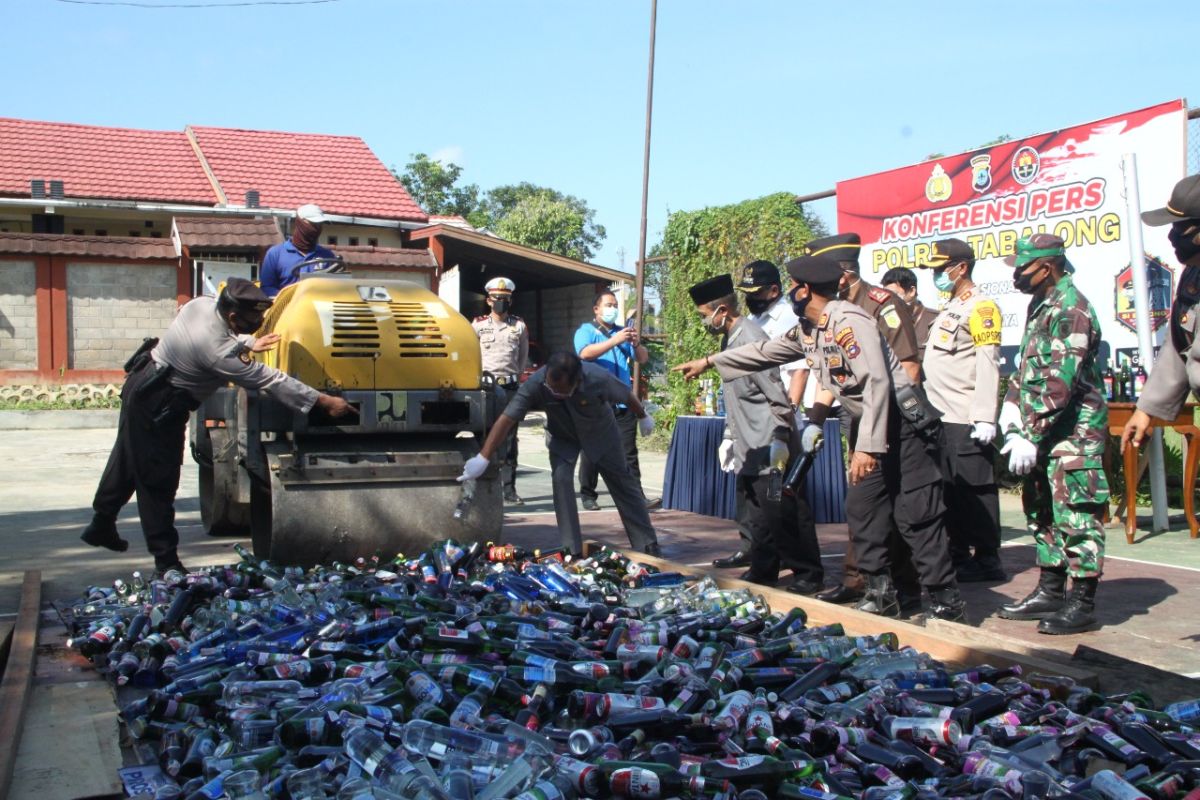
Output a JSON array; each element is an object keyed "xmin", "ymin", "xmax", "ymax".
[{"xmin": 736, "ymin": 260, "xmax": 813, "ymax": 410}]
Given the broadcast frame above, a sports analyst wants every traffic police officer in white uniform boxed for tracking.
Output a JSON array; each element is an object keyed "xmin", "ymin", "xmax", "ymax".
[
  {"xmin": 917, "ymin": 239, "xmax": 1006, "ymax": 582},
  {"xmin": 472, "ymin": 277, "xmax": 529, "ymax": 504},
  {"xmin": 81, "ymin": 278, "xmax": 355, "ymax": 572}
]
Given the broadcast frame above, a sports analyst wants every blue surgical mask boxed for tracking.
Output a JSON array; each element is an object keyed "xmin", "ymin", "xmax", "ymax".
[
  {"xmin": 933, "ymin": 269, "xmax": 955, "ymax": 293},
  {"xmin": 599, "ymin": 306, "xmax": 620, "ymax": 325}
]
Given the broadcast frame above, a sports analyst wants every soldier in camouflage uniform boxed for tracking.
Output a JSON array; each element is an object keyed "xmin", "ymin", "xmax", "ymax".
[{"xmin": 996, "ymin": 234, "xmax": 1109, "ymax": 635}]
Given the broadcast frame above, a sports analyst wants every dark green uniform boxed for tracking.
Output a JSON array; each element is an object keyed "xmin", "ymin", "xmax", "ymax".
[{"xmin": 1002, "ymin": 274, "xmax": 1109, "ymax": 578}]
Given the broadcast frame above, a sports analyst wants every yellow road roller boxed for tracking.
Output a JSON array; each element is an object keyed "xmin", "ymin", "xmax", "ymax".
[{"xmin": 190, "ymin": 267, "xmax": 502, "ymax": 566}]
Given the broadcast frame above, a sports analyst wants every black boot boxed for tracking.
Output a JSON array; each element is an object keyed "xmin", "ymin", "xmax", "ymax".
[
  {"xmin": 957, "ymin": 553, "xmax": 1007, "ymax": 583},
  {"xmin": 925, "ymin": 584, "xmax": 967, "ymax": 623},
  {"xmin": 855, "ymin": 573, "xmax": 900, "ymax": 618},
  {"xmin": 998, "ymin": 567, "xmax": 1066, "ymax": 620},
  {"xmin": 642, "ymin": 542, "xmax": 662, "ymax": 558},
  {"xmin": 81, "ymin": 514, "xmax": 129, "ymax": 552},
  {"xmin": 1038, "ymin": 577, "xmax": 1098, "ymax": 635}
]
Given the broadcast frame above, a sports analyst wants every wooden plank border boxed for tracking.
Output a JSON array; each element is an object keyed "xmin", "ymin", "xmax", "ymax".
[
  {"xmin": 0, "ymin": 570, "xmax": 42, "ymax": 796},
  {"xmin": 584, "ymin": 543, "xmax": 1099, "ymax": 688}
]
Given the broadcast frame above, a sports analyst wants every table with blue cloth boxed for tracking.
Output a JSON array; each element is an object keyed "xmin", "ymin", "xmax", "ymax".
[{"xmin": 661, "ymin": 415, "xmax": 847, "ymax": 523}]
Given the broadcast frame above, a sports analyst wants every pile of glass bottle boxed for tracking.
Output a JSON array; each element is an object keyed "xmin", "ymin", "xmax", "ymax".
[{"xmin": 63, "ymin": 541, "xmax": 1200, "ymax": 800}]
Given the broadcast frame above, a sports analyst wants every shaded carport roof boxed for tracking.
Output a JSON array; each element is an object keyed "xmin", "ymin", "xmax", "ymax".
[{"xmin": 407, "ymin": 224, "xmax": 631, "ymax": 292}]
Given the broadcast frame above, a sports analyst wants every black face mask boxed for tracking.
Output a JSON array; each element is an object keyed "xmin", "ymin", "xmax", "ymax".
[
  {"xmin": 788, "ymin": 285, "xmax": 810, "ymax": 320},
  {"xmin": 229, "ymin": 311, "xmax": 263, "ymax": 335},
  {"xmin": 491, "ymin": 297, "xmax": 511, "ymax": 315},
  {"xmin": 745, "ymin": 296, "xmax": 774, "ymax": 315},
  {"xmin": 1169, "ymin": 223, "xmax": 1200, "ymax": 264},
  {"xmin": 1012, "ymin": 262, "xmax": 1045, "ymax": 294}
]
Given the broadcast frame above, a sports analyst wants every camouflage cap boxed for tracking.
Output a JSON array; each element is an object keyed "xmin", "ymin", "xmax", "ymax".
[{"xmin": 1005, "ymin": 233, "xmax": 1067, "ymax": 268}]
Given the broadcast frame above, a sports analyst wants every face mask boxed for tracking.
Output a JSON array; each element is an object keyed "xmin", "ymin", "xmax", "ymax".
[
  {"xmin": 1012, "ymin": 261, "xmax": 1045, "ymax": 294},
  {"xmin": 788, "ymin": 285, "xmax": 810, "ymax": 319},
  {"xmin": 702, "ymin": 308, "xmax": 726, "ymax": 336},
  {"xmin": 745, "ymin": 296, "xmax": 773, "ymax": 315},
  {"xmin": 229, "ymin": 312, "xmax": 262, "ymax": 335},
  {"xmin": 491, "ymin": 297, "xmax": 510, "ymax": 315},
  {"xmin": 933, "ymin": 268, "xmax": 955, "ymax": 293},
  {"xmin": 599, "ymin": 306, "xmax": 620, "ymax": 325},
  {"xmin": 1169, "ymin": 223, "xmax": 1200, "ymax": 263}
]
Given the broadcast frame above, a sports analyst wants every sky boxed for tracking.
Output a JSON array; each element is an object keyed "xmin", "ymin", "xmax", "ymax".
[{"xmin": 5, "ymin": 0, "xmax": 1197, "ymax": 273}]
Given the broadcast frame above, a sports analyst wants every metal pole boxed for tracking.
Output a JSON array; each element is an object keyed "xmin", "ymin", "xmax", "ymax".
[
  {"xmin": 1122, "ymin": 152, "xmax": 1169, "ymax": 532},
  {"xmin": 631, "ymin": 0, "xmax": 657, "ymax": 397}
]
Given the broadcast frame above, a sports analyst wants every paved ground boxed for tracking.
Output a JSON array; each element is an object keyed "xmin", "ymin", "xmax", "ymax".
[{"xmin": 2, "ymin": 418, "xmax": 1199, "ymax": 694}]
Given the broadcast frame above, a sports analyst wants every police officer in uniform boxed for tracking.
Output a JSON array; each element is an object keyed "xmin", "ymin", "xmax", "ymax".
[
  {"xmin": 882, "ymin": 267, "xmax": 939, "ymax": 356},
  {"xmin": 459, "ymin": 351, "xmax": 659, "ymax": 557},
  {"xmin": 687, "ymin": 274, "xmax": 824, "ymax": 593},
  {"xmin": 472, "ymin": 277, "xmax": 529, "ymax": 505},
  {"xmin": 916, "ymin": 239, "xmax": 1005, "ymax": 582},
  {"xmin": 1123, "ymin": 175, "xmax": 1200, "ymax": 455},
  {"xmin": 674, "ymin": 256, "xmax": 965, "ymax": 622},
  {"xmin": 803, "ymin": 233, "xmax": 923, "ymax": 606},
  {"xmin": 80, "ymin": 279, "xmax": 356, "ymax": 573},
  {"xmin": 997, "ymin": 235, "xmax": 1108, "ymax": 635}
]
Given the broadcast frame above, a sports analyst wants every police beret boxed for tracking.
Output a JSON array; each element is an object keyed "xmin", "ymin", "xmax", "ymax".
[
  {"xmin": 736, "ymin": 259, "xmax": 782, "ymax": 292},
  {"xmin": 785, "ymin": 255, "xmax": 844, "ymax": 285},
  {"xmin": 688, "ymin": 274, "xmax": 735, "ymax": 306},
  {"xmin": 485, "ymin": 277, "xmax": 516, "ymax": 294},
  {"xmin": 918, "ymin": 238, "xmax": 976, "ymax": 268},
  {"xmin": 223, "ymin": 277, "xmax": 272, "ymax": 313},
  {"xmin": 804, "ymin": 233, "xmax": 862, "ymax": 263},
  {"xmin": 1143, "ymin": 174, "xmax": 1200, "ymax": 226}
]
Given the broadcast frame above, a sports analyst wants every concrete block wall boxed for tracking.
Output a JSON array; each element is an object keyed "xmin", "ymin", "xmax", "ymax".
[
  {"xmin": 0, "ymin": 261, "xmax": 38, "ymax": 369},
  {"xmin": 536, "ymin": 283, "xmax": 608, "ymax": 356},
  {"xmin": 67, "ymin": 262, "xmax": 177, "ymax": 369}
]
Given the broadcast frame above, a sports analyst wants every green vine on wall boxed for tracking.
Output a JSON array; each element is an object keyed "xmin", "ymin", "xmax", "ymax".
[{"xmin": 649, "ymin": 192, "xmax": 827, "ymax": 427}]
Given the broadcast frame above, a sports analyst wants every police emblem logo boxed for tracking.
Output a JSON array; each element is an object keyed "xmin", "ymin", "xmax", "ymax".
[
  {"xmin": 786, "ymin": 326, "xmax": 802, "ymax": 342},
  {"xmin": 882, "ymin": 308, "xmax": 901, "ymax": 329},
  {"xmin": 925, "ymin": 164, "xmax": 952, "ymax": 203},
  {"xmin": 238, "ymin": 351, "xmax": 252, "ymax": 364},
  {"xmin": 828, "ymin": 354, "xmax": 843, "ymax": 369},
  {"xmin": 833, "ymin": 372, "xmax": 848, "ymax": 384},
  {"xmin": 983, "ymin": 316, "xmax": 995, "ymax": 328},
  {"xmin": 742, "ymin": 266, "xmax": 755, "ymax": 284},
  {"xmin": 970, "ymin": 154, "xmax": 992, "ymax": 194},
  {"xmin": 845, "ymin": 343, "xmax": 861, "ymax": 359},
  {"xmin": 939, "ymin": 318, "xmax": 955, "ymax": 330},
  {"xmin": 1011, "ymin": 146, "xmax": 1041, "ymax": 185}
]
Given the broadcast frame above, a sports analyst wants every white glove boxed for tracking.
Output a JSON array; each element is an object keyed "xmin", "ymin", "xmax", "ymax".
[
  {"xmin": 717, "ymin": 439, "xmax": 736, "ymax": 473},
  {"xmin": 800, "ymin": 424, "xmax": 825, "ymax": 455},
  {"xmin": 998, "ymin": 402, "xmax": 1021, "ymax": 437},
  {"xmin": 1000, "ymin": 435, "xmax": 1038, "ymax": 476},
  {"xmin": 970, "ymin": 421, "xmax": 997, "ymax": 445},
  {"xmin": 457, "ymin": 454, "xmax": 490, "ymax": 482},
  {"xmin": 638, "ymin": 415, "xmax": 655, "ymax": 437}
]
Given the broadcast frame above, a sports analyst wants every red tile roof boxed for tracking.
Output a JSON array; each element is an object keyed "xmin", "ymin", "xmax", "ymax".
[
  {"xmin": 0, "ymin": 231, "xmax": 177, "ymax": 260},
  {"xmin": 336, "ymin": 245, "xmax": 436, "ymax": 270},
  {"xmin": 0, "ymin": 117, "xmax": 217, "ymax": 204},
  {"xmin": 173, "ymin": 216, "xmax": 282, "ymax": 249},
  {"xmin": 188, "ymin": 126, "xmax": 428, "ymax": 223}
]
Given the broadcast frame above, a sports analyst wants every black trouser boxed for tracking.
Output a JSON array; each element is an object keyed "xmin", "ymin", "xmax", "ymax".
[
  {"xmin": 845, "ymin": 408, "xmax": 955, "ymax": 589},
  {"xmin": 550, "ymin": 436, "xmax": 657, "ymax": 556},
  {"xmin": 579, "ymin": 406, "xmax": 642, "ymax": 502},
  {"xmin": 939, "ymin": 422, "xmax": 1002, "ymax": 563},
  {"xmin": 737, "ymin": 471, "xmax": 825, "ymax": 584},
  {"xmin": 92, "ymin": 363, "xmax": 190, "ymax": 562},
  {"xmin": 836, "ymin": 407, "xmax": 921, "ymax": 596}
]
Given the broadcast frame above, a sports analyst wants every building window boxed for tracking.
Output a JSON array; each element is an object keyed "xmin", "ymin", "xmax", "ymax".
[
  {"xmin": 348, "ymin": 237, "xmax": 359, "ymax": 246},
  {"xmin": 95, "ymin": 229, "xmax": 107, "ymax": 236},
  {"xmin": 327, "ymin": 236, "xmax": 338, "ymax": 245},
  {"xmin": 73, "ymin": 228, "xmax": 85, "ymax": 235},
  {"xmin": 150, "ymin": 231, "xmax": 163, "ymax": 238},
  {"xmin": 368, "ymin": 238, "xmax": 378, "ymax": 247},
  {"xmin": 129, "ymin": 231, "xmax": 141, "ymax": 237}
]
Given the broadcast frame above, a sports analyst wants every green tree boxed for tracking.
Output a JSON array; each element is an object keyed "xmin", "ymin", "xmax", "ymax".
[
  {"xmin": 657, "ymin": 192, "xmax": 826, "ymax": 424},
  {"xmin": 395, "ymin": 153, "xmax": 482, "ymax": 219},
  {"xmin": 492, "ymin": 194, "xmax": 596, "ymax": 261},
  {"xmin": 481, "ymin": 183, "xmax": 606, "ymax": 260}
]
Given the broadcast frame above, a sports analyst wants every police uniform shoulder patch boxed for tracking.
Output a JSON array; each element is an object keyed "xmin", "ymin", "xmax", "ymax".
[
  {"xmin": 867, "ymin": 287, "xmax": 891, "ymax": 304},
  {"xmin": 959, "ymin": 289, "xmax": 974, "ymax": 301},
  {"xmin": 881, "ymin": 306, "xmax": 901, "ymax": 329},
  {"xmin": 834, "ymin": 326, "xmax": 861, "ymax": 358},
  {"xmin": 817, "ymin": 312, "xmax": 829, "ymax": 328},
  {"xmin": 238, "ymin": 351, "xmax": 252, "ymax": 364},
  {"xmin": 786, "ymin": 325, "xmax": 802, "ymax": 342},
  {"xmin": 969, "ymin": 300, "xmax": 1002, "ymax": 347}
]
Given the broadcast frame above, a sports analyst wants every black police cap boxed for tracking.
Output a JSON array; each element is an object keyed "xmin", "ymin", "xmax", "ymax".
[
  {"xmin": 917, "ymin": 238, "xmax": 976, "ymax": 268},
  {"xmin": 1143, "ymin": 174, "xmax": 1200, "ymax": 226},
  {"xmin": 223, "ymin": 277, "xmax": 272, "ymax": 313},
  {"xmin": 785, "ymin": 255, "xmax": 844, "ymax": 285},
  {"xmin": 688, "ymin": 274, "xmax": 735, "ymax": 306},
  {"xmin": 804, "ymin": 233, "xmax": 862, "ymax": 264},
  {"xmin": 736, "ymin": 259, "xmax": 782, "ymax": 292}
]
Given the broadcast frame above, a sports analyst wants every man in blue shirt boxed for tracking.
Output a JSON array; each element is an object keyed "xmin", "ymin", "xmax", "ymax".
[
  {"xmin": 574, "ymin": 290, "xmax": 655, "ymax": 510},
  {"xmin": 259, "ymin": 204, "xmax": 338, "ymax": 298}
]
